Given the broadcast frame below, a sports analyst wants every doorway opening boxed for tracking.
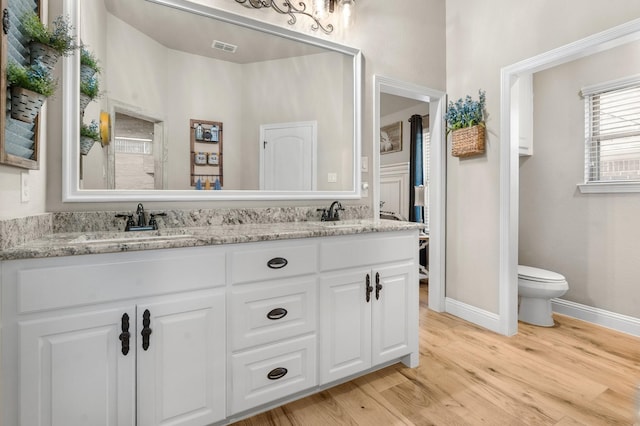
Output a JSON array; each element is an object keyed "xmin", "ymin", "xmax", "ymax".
[
  {"xmin": 109, "ymin": 110, "xmax": 165, "ymax": 190},
  {"xmin": 374, "ymin": 75, "xmax": 446, "ymax": 312}
]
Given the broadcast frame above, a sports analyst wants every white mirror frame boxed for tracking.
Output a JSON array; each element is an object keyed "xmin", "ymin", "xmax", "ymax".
[
  {"xmin": 61, "ymin": 0, "xmax": 362, "ymax": 202},
  {"xmin": 499, "ymin": 18, "xmax": 640, "ymax": 336}
]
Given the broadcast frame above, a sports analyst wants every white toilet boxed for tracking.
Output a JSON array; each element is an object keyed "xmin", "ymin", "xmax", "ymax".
[{"xmin": 518, "ymin": 265, "xmax": 569, "ymax": 327}]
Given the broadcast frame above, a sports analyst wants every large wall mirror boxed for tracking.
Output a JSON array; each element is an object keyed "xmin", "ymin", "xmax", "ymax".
[{"xmin": 62, "ymin": 0, "xmax": 361, "ymax": 201}]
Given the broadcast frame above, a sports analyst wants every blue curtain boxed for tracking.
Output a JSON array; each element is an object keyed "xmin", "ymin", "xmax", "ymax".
[{"xmin": 409, "ymin": 114, "xmax": 423, "ymax": 222}]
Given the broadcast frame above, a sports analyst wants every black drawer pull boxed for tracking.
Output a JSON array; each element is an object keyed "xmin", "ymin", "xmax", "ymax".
[
  {"xmin": 267, "ymin": 257, "xmax": 288, "ymax": 269},
  {"xmin": 267, "ymin": 308, "xmax": 288, "ymax": 320},
  {"xmin": 267, "ymin": 367, "xmax": 288, "ymax": 380}
]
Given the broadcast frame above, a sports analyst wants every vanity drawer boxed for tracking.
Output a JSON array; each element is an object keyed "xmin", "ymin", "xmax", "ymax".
[
  {"xmin": 229, "ymin": 277, "xmax": 316, "ymax": 351},
  {"xmin": 229, "ymin": 241, "xmax": 317, "ymax": 284},
  {"xmin": 5, "ymin": 247, "xmax": 225, "ymax": 314},
  {"xmin": 230, "ymin": 334, "xmax": 316, "ymax": 414},
  {"xmin": 320, "ymin": 232, "xmax": 416, "ymax": 271}
]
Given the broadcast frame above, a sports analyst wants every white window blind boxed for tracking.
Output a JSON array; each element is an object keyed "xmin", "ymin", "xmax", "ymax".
[{"xmin": 583, "ymin": 78, "xmax": 640, "ymax": 183}]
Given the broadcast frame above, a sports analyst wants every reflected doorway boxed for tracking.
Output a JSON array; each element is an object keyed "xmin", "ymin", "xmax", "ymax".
[{"xmin": 109, "ymin": 111, "xmax": 166, "ymax": 190}]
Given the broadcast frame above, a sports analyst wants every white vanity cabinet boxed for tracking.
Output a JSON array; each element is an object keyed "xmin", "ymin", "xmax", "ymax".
[
  {"xmin": 0, "ymin": 227, "xmax": 420, "ymax": 425},
  {"xmin": 227, "ymin": 240, "xmax": 318, "ymax": 415},
  {"xmin": 318, "ymin": 233, "xmax": 418, "ymax": 384},
  {"xmin": 0, "ymin": 247, "xmax": 227, "ymax": 426}
]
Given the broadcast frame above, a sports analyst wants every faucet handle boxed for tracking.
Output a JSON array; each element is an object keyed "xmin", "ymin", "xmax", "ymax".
[
  {"xmin": 148, "ymin": 212, "xmax": 167, "ymax": 230},
  {"xmin": 115, "ymin": 214, "xmax": 136, "ymax": 231},
  {"xmin": 316, "ymin": 208, "xmax": 329, "ymax": 221}
]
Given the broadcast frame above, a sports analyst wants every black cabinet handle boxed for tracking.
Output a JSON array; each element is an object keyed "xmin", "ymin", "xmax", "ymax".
[
  {"xmin": 365, "ymin": 274, "xmax": 373, "ymax": 303},
  {"xmin": 119, "ymin": 313, "xmax": 130, "ymax": 356},
  {"xmin": 141, "ymin": 309, "xmax": 152, "ymax": 351},
  {"xmin": 267, "ymin": 307, "xmax": 288, "ymax": 320},
  {"xmin": 375, "ymin": 272, "xmax": 383, "ymax": 300},
  {"xmin": 267, "ymin": 367, "xmax": 288, "ymax": 380},
  {"xmin": 267, "ymin": 257, "xmax": 288, "ymax": 269}
]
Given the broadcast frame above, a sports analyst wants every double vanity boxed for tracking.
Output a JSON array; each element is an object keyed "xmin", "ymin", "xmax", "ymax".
[{"xmin": 0, "ymin": 210, "xmax": 421, "ymax": 425}]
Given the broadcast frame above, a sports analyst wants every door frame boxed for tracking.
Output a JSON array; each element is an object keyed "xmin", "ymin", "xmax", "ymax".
[
  {"xmin": 499, "ymin": 18, "xmax": 640, "ymax": 336},
  {"xmin": 373, "ymin": 75, "xmax": 446, "ymax": 312},
  {"xmin": 107, "ymin": 99, "xmax": 167, "ymax": 190},
  {"xmin": 259, "ymin": 121, "xmax": 318, "ymax": 191}
]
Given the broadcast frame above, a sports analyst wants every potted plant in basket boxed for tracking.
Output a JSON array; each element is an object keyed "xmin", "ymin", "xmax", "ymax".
[
  {"xmin": 445, "ymin": 90, "xmax": 486, "ymax": 157},
  {"xmin": 6, "ymin": 60, "xmax": 57, "ymax": 123},
  {"xmin": 21, "ymin": 11, "xmax": 76, "ymax": 73},
  {"xmin": 80, "ymin": 75, "xmax": 101, "ymax": 113},
  {"xmin": 80, "ymin": 46, "xmax": 101, "ymax": 82},
  {"xmin": 80, "ymin": 120, "xmax": 100, "ymax": 155}
]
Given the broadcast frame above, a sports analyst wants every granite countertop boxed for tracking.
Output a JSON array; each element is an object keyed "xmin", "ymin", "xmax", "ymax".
[{"xmin": 0, "ymin": 219, "xmax": 423, "ymax": 261}]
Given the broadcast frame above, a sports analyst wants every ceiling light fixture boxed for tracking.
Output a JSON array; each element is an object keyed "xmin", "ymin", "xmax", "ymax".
[{"xmin": 235, "ymin": 0, "xmax": 355, "ymax": 34}]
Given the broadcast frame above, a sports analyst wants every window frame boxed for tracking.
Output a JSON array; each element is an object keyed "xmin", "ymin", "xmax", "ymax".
[{"xmin": 578, "ymin": 74, "xmax": 640, "ymax": 194}]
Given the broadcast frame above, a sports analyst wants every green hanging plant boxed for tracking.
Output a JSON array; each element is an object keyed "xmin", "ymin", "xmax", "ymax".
[
  {"xmin": 21, "ymin": 11, "xmax": 77, "ymax": 56},
  {"xmin": 80, "ymin": 120, "xmax": 100, "ymax": 141},
  {"xmin": 80, "ymin": 75, "xmax": 101, "ymax": 100},
  {"xmin": 6, "ymin": 60, "xmax": 57, "ymax": 97},
  {"xmin": 80, "ymin": 46, "xmax": 101, "ymax": 73}
]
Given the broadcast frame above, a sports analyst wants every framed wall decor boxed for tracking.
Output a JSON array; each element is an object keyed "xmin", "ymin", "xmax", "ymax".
[{"xmin": 380, "ymin": 121, "xmax": 402, "ymax": 154}]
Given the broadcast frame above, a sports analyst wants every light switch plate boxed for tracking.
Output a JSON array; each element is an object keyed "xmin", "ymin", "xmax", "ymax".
[
  {"xmin": 21, "ymin": 172, "xmax": 30, "ymax": 203},
  {"xmin": 327, "ymin": 172, "xmax": 337, "ymax": 183}
]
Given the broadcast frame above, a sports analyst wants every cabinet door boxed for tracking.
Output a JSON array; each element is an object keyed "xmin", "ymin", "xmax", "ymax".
[
  {"xmin": 137, "ymin": 289, "xmax": 226, "ymax": 426},
  {"xmin": 19, "ymin": 306, "xmax": 136, "ymax": 426},
  {"xmin": 371, "ymin": 262, "xmax": 416, "ymax": 365},
  {"xmin": 319, "ymin": 268, "xmax": 372, "ymax": 385}
]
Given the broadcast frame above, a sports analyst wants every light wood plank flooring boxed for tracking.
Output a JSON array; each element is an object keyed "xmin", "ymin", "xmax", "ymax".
[{"xmin": 234, "ymin": 284, "xmax": 640, "ymax": 425}]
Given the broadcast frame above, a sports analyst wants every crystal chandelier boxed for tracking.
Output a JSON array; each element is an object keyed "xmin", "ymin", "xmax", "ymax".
[{"xmin": 235, "ymin": 0, "xmax": 356, "ymax": 34}]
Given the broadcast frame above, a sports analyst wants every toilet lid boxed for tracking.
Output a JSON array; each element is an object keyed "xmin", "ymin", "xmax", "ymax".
[{"xmin": 518, "ymin": 265, "xmax": 566, "ymax": 282}]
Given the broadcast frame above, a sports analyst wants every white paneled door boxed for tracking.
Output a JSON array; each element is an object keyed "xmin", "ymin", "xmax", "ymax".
[{"xmin": 260, "ymin": 121, "xmax": 317, "ymax": 191}]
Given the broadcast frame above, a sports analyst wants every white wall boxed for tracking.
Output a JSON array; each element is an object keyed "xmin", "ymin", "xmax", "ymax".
[
  {"xmin": 445, "ymin": 0, "xmax": 640, "ymax": 314},
  {"xmin": 520, "ymin": 41, "xmax": 640, "ymax": 318}
]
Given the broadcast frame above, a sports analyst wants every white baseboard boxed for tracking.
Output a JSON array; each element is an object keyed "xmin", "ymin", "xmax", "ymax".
[
  {"xmin": 552, "ymin": 298, "xmax": 640, "ymax": 338},
  {"xmin": 445, "ymin": 297, "xmax": 502, "ymax": 334}
]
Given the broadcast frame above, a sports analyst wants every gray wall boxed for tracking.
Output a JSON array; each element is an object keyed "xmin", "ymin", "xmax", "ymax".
[{"xmin": 519, "ymin": 41, "xmax": 640, "ymax": 318}]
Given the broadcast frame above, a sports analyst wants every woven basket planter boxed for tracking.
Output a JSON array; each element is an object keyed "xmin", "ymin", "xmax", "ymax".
[
  {"xmin": 81, "ymin": 64, "xmax": 98, "ymax": 82},
  {"xmin": 451, "ymin": 124, "xmax": 485, "ymax": 157},
  {"xmin": 30, "ymin": 42, "xmax": 60, "ymax": 74},
  {"xmin": 10, "ymin": 87, "xmax": 47, "ymax": 123},
  {"xmin": 80, "ymin": 93, "xmax": 92, "ymax": 114},
  {"xmin": 80, "ymin": 136, "xmax": 97, "ymax": 155}
]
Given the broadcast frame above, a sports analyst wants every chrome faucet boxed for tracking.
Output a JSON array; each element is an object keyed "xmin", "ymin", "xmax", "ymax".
[{"xmin": 318, "ymin": 201, "xmax": 345, "ymax": 221}]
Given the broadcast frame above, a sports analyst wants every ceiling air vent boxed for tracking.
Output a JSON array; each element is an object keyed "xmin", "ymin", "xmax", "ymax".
[{"xmin": 212, "ymin": 40, "xmax": 237, "ymax": 53}]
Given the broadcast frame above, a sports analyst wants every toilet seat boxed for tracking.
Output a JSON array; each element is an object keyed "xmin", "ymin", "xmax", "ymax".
[{"xmin": 518, "ymin": 265, "xmax": 566, "ymax": 283}]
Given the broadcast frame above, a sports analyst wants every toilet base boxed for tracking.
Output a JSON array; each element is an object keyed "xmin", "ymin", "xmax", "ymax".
[{"xmin": 518, "ymin": 296, "xmax": 555, "ymax": 327}]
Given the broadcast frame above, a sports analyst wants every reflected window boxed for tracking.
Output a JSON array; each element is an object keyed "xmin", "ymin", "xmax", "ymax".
[{"xmin": 112, "ymin": 112, "xmax": 162, "ymax": 190}]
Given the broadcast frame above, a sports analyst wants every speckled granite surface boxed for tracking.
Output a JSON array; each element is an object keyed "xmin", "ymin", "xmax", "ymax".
[
  {"xmin": 52, "ymin": 205, "xmax": 371, "ymax": 233},
  {"xmin": 0, "ymin": 214, "xmax": 52, "ymax": 251},
  {"xmin": 0, "ymin": 219, "xmax": 422, "ymax": 260},
  {"xmin": 0, "ymin": 205, "xmax": 426, "ymax": 261}
]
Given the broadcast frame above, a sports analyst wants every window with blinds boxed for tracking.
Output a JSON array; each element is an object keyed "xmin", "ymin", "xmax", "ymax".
[{"xmin": 583, "ymin": 78, "xmax": 640, "ymax": 183}]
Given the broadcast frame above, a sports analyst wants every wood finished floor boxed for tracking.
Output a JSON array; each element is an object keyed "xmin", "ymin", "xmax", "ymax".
[{"xmin": 233, "ymin": 283, "xmax": 640, "ymax": 426}]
